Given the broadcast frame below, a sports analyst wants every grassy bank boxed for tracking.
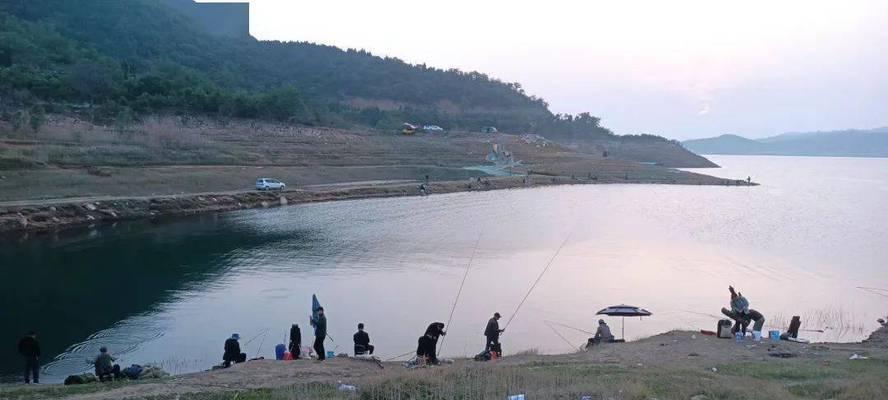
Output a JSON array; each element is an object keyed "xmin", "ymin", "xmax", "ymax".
[
  {"xmin": 3, "ymin": 328, "xmax": 886, "ymax": 400},
  {"xmin": 3, "ymin": 358, "xmax": 886, "ymax": 400}
]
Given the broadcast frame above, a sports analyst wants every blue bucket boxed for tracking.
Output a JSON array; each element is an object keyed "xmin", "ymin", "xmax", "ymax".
[
  {"xmin": 274, "ymin": 344, "xmax": 286, "ymax": 360},
  {"xmin": 769, "ymin": 330, "xmax": 781, "ymax": 342},
  {"xmin": 326, "ymin": 351, "xmax": 335, "ymax": 359}
]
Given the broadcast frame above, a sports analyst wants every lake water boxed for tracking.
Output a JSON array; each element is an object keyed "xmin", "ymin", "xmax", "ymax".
[{"xmin": 2, "ymin": 155, "xmax": 887, "ymax": 382}]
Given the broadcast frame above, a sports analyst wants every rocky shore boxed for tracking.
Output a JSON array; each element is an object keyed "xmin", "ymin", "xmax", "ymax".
[{"xmin": 0, "ymin": 172, "xmax": 755, "ymax": 237}]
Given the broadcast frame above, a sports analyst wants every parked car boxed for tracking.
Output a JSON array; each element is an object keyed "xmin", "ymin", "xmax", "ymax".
[{"xmin": 256, "ymin": 178, "xmax": 286, "ymax": 190}]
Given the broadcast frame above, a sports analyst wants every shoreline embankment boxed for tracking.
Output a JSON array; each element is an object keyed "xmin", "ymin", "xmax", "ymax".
[{"xmin": 0, "ymin": 173, "xmax": 756, "ymax": 237}]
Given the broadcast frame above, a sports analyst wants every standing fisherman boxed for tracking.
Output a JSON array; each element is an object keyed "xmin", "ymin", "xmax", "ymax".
[
  {"xmin": 17, "ymin": 331, "xmax": 40, "ymax": 384},
  {"xmin": 417, "ymin": 322, "xmax": 446, "ymax": 365},
  {"xmin": 310, "ymin": 307, "xmax": 327, "ymax": 360},
  {"xmin": 484, "ymin": 312, "xmax": 504, "ymax": 355},
  {"xmin": 288, "ymin": 324, "xmax": 302, "ymax": 359}
]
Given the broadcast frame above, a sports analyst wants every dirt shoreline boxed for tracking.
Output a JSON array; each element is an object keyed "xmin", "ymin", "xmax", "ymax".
[
  {"xmin": 0, "ymin": 173, "xmax": 755, "ymax": 237},
  {"xmin": 2, "ymin": 322, "xmax": 884, "ymax": 399}
]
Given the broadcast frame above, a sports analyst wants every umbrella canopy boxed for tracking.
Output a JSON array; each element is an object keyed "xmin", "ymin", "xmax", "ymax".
[
  {"xmin": 596, "ymin": 305, "xmax": 652, "ymax": 317},
  {"xmin": 595, "ymin": 305, "xmax": 652, "ymax": 340}
]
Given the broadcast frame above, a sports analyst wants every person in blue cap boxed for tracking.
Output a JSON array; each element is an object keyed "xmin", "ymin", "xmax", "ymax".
[{"xmin": 223, "ymin": 333, "xmax": 246, "ymax": 367}]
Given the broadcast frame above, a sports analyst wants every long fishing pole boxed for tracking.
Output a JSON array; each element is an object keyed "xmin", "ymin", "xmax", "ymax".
[
  {"xmin": 243, "ymin": 328, "xmax": 270, "ymax": 346},
  {"xmin": 438, "ymin": 232, "xmax": 483, "ymax": 356},
  {"xmin": 255, "ymin": 333, "xmax": 267, "ymax": 358},
  {"xmin": 503, "ymin": 232, "xmax": 573, "ymax": 332}
]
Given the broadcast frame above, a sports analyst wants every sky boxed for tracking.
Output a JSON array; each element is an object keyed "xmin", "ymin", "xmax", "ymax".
[{"xmin": 208, "ymin": 0, "xmax": 887, "ymax": 140}]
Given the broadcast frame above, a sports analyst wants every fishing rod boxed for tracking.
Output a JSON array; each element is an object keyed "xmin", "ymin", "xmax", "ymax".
[
  {"xmin": 503, "ymin": 231, "xmax": 573, "ymax": 332},
  {"xmin": 544, "ymin": 321, "xmax": 583, "ymax": 351},
  {"xmin": 255, "ymin": 332, "xmax": 267, "ymax": 358},
  {"xmin": 438, "ymin": 231, "xmax": 483, "ymax": 356},
  {"xmin": 243, "ymin": 328, "xmax": 270, "ymax": 346},
  {"xmin": 544, "ymin": 320, "xmax": 595, "ymax": 336}
]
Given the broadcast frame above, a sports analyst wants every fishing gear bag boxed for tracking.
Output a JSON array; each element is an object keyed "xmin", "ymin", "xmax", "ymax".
[{"xmin": 717, "ymin": 319, "xmax": 733, "ymax": 338}]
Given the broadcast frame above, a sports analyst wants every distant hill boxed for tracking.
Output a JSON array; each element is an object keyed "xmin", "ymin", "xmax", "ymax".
[
  {"xmin": 0, "ymin": 0, "xmax": 712, "ymax": 167},
  {"xmin": 683, "ymin": 128, "xmax": 888, "ymax": 158}
]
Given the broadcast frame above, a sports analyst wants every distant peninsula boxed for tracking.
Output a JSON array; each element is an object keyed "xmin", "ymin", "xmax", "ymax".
[{"xmin": 683, "ymin": 128, "xmax": 888, "ymax": 158}]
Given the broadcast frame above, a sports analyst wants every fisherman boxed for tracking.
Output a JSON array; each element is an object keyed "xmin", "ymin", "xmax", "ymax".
[
  {"xmin": 353, "ymin": 323, "xmax": 374, "ymax": 355},
  {"xmin": 223, "ymin": 333, "xmax": 246, "ymax": 367},
  {"xmin": 721, "ymin": 286, "xmax": 765, "ymax": 334},
  {"xmin": 93, "ymin": 347, "xmax": 121, "ymax": 382},
  {"xmin": 484, "ymin": 312, "xmax": 504, "ymax": 354},
  {"xmin": 416, "ymin": 322, "xmax": 446, "ymax": 365},
  {"xmin": 587, "ymin": 319, "xmax": 615, "ymax": 348},
  {"xmin": 310, "ymin": 307, "xmax": 327, "ymax": 360},
  {"xmin": 17, "ymin": 331, "xmax": 40, "ymax": 384},
  {"xmin": 289, "ymin": 324, "xmax": 302, "ymax": 359}
]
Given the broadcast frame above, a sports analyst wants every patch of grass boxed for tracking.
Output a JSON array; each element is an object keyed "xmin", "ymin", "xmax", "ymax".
[
  {"xmin": 0, "ymin": 380, "xmax": 149, "ymax": 400},
  {"xmin": 718, "ymin": 361, "xmax": 838, "ymax": 381}
]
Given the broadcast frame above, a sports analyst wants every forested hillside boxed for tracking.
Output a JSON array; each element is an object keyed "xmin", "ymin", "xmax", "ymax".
[{"xmin": 0, "ymin": 0, "xmax": 711, "ymax": 167}]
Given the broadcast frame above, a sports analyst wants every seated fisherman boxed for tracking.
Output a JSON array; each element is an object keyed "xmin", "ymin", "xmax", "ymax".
[
  {"xmin": 223, "ymin": 333, "xmax": 247, "ymax": 367},
  {"xmin": 93, "ymin": 347, "xmax": 121, "ymax": 382},
  {"xmin": 353, "ymin": 323, "xmax": 375, "ymax": 355},
  {"xmin": 586, "ymin": 319, "xmax": 615, "ymax": 348}
]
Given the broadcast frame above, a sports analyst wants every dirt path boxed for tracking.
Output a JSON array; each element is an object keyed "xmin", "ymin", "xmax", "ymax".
[{"xmin": 0, "ymin": 179, "xmax": 417, "ymax": 208}]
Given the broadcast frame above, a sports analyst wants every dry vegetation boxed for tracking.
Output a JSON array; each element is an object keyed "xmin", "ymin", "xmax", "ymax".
[
  {"xmin": 0, "ymin": 115, "xmax": 740, "ymax": 203},
  {"xmin": 3, "ymin": 327, "xmax": 886, "ymax": 400}
]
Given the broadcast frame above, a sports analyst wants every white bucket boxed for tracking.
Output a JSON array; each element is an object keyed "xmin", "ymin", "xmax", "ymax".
[{"xmin": 753, "ymin": 331, "xmax": 762, "ymax": 341}]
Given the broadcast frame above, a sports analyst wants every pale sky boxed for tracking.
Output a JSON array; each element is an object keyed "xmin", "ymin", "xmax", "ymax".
[{"xmin": 207, "ymin": 0, "xmax": 888, "ymax": 139}]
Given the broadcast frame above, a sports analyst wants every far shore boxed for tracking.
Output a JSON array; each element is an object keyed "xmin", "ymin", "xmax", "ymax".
[{"xmin": 0, "ymin": 172, "xmax": 756, "ymax": 237}]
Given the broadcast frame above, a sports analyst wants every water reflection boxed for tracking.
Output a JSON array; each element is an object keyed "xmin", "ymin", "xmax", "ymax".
[{"xmin": 1, "ymin": 155, "xmax": 886, "ymax": 383}]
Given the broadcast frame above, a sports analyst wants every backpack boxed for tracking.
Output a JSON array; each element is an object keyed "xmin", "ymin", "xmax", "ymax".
[
  {"xmin": 122, "ymin": 364, "xmax": 144, "ymax": 380},
  {"xmin": 473, "ymin": 350, "xmax": 491, "ymax": 361}
]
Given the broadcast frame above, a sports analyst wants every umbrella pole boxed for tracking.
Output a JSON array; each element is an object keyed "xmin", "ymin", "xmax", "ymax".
[{"xmin": 622, "ymin": 317, "xmax": 625, "ymax": 340}]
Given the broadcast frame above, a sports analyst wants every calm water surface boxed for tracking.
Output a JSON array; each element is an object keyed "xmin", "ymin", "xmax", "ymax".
[{"xmin": 2, "ymin": 155, "xmax": 886, "ymax": 382}]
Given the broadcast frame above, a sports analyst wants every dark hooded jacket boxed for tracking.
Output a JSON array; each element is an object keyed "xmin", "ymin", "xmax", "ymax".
[
  {"xmin": 18, "ymin": 335, "xmax": 40, "ymax": 358},
  {"xmin": 223, "ymin": 338, "xmax": 241, "ymax": 362},
  {"xmin": 484, "ymin": 317, "xmax": 500, "ymax": 338}
]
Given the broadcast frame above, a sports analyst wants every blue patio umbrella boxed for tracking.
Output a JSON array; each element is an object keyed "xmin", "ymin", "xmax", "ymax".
[{"xmin": 596, "ymin": 305, "xmax": 652, "ymax": 340}]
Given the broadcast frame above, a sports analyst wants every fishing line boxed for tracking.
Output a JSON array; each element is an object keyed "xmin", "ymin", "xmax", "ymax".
[
  {"xmin": 544, "ymin": 319, "xmax": 595, "ymax": 336},
  {"xmin": 384, "ymin": 350, "xmax": 416, "ymax": 362},
  {"xmin": 857, "ymin": 286, "xmax": 888, "ymax": 292},
  {"xmin": 438, "ymin": 231, "xmax": 483, "ymax": 356},
  {"xmin": 544, "ymin": 321, "xmax": 580, "ymax": 351},
  {"xmin": 857, "ymin": 287, "xmax": 888, "ymax": 299},
  {"xmin": 503, "ymin": 231, "xmax": 573, "ymax": 332}
]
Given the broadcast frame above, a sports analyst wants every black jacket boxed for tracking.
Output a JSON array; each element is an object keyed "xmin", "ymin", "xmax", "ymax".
[
  {"xmin": 18, "ymin": 336, "xmax": 40, "ymax": 358},
  {"xmin": 289, "ymin": 325, "xmax": 301, "ymax": 347},
  {"xmin": 484, "ymin": 317, "xmax": 501, "ymax": 338},
  {"xmin": 353, "ymin": 330, "xmax": 370, "ymax": 347},
  {"xmin": 223, "ymin": 338, "xmax": 241, "ymax": 361},
  {"xmin": 424, "ymin": 322, "xmax": 445, "ymax": 338}
]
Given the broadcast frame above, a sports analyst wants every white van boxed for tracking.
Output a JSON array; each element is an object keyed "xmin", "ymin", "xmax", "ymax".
[{"xmin": 256, "ymin": 178, "xmax": 286, "ymax": 191}]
